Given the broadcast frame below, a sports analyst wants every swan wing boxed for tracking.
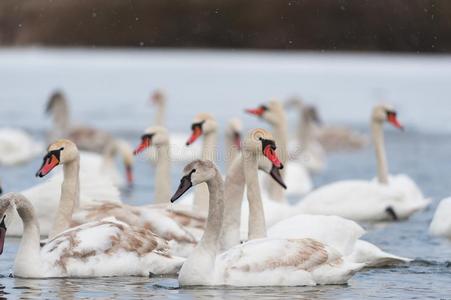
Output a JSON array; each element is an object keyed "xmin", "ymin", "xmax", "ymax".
[
  {"xmin": 215, "ymin": 238, "xmax": 363, "ymax": 286},
  {"xmin": 40, "ymin": 218, "xmax": 184, "ymax": 277}
]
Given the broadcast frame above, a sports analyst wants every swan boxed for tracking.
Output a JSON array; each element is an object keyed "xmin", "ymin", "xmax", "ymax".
[
  {"xmin": 0, "ymin": 192, "xmax": 184, "ymax": 278},
  {"xmin": 0, "ymin": 127, "xmax": 43, "ymax": 166},
  {"xmin": 148, "ymin": 89, "xmax": 201, "ymax": 162},
  {"xmin": 224, "ymin": 118, "xmax": 242, "ymax": 172},
  {"xmin": 285, "ymin": 100, "xmax": 327, "ymax": 173},
  {"xmin": 7, "ymin": 141, "xmax": 121, "ymax": 237},
  {"xmin": 170, "ymin": 158, "xmax": 363, "ymax": 286},
  {"xmin": 223, "ymin": 129, "xmax": 409, "ymax": 267},
  {"xmin": 246, "ymin": 100, "xmax": 313, "ymax": 199},
  {"xmin": 297, "ymin": 104, "xmax": 430, "ymax": 222},
  {"xmin": 286, "ymin": 97, "xmax": 367, "ymax": 153},
  {"xmin": 45, "ymin": 91, "xmax": 134, "ymax": 185},
  {"xmin": 74, "ymin": 127, "xmax": 204, "ymax": 257},
  {"xmin": 25, "ymin": 135, "xmax": 197, "ymax": 256},
  {"xmin": 429, "ymin": 198, "xmax": 451, "ymax": 238}
]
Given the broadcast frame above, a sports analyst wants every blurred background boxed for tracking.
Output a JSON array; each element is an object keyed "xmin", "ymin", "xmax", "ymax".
[{"xmin": 1, "ymin": 0, "xmax": 451, "ymax": 52}]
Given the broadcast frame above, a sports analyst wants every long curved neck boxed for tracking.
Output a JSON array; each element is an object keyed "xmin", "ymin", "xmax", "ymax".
[
  {"xmin": 243, "ymin": 150, "xmax": 267, "ymax": 240},
  {"xmin": 371, "ymin": 119, "xmax": 389, "ymax": 184},
  {"xmin": 194, "ymin": 131, "xmax": 218, "ymax": 211},
  {"xmin": 155, "ymin": 101, "xmax": 166, "ymax": 126},
  {"xmin": 219, "ymin": 155, "xmax": 245, "ymax": 251},
  {"xmin": 154, "ymin": 144, "xmax": 171, "ymax": 204},
  {"xmin": 269, "ymin": 116, "xmax": 288, "ymax": 202},
  {"xmin": 197, "ymin": 171, "xmax": 224, "ymax": 253},
  {"xmin": 49, "ymin": 156, "xmax": 80, "ymax": 239},
  {"xmin": 14, "ymin": 195, "xmax": 42, "ymax": 272}
]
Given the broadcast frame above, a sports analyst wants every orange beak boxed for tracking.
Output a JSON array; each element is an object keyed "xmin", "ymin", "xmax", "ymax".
[
  {"xmin": 133, "ymin": 138, "xmax": 151, "ymax": 155},
  {"xmin": 263, "ymin": 145, "xmax": 283, "ymax": 169},
  {"xmin": 186, "ymin": 126, "xmax": 203, "ymax": 146},
  {"xmin": 36, "ymin": 154, "xmax": 60, "ymax": 177},
  {"xmin": 245, "ymin": 107, "xmax": 266, "ymax": 116},
  {"xmin": 387, "ymin": 114, "xmax": 404, "ymax": 130}
]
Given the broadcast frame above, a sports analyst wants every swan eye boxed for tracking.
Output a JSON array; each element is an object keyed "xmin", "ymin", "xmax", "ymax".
[
  {"xmin": 192, "ymin": 169, "xmax": 196, "ymax": 174},
  {"xmin": 260, "ymin": 105, "xmax": 268, "ymax": 111},
  {"xmin": 59, "ymin": 147, "xmax": 64, "ymax": 151}
]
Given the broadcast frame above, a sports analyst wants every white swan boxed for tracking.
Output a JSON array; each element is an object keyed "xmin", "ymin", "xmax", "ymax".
[
  {"xmin": 0, "ymin": 192, "xmax": 184, "ymax": 278},
  {"xmin": 0, "ymin": 128, "xmax": 43, "ymax": 166},
  {"xmin": 74, "ymin": 127, "xmax": 205, "ymax": 257},
  {"xmin": 269, "ymin": 215, "xmax": 411, "ymax": 267},
  {"xmin": 246, "ymin": 100, "xmax": 313, "ymax": 199},
  {"xmin": 45, "ymin": 91, "xmax": 134, "ymax": 185},
  {"xmin": 7, "ymin": 142, "xmax": 121, "ymax": 237},
  {"xmin": 429, "ymin": 198, "xmax": 451, "ymax": 239},
  {"xmin": 148, "ymin": 90, "xmax": 201, "ymax": 162},
  {"xmin": 297, "ymin": 104, "xmax": 430, "ymax": 221},
  {"xmin": 223, "ymin": 129, "xmax": 409, "ymax": 267},
  {"xmin": 170, "ymin": 159, "xmax": 363, "ymax": 284}
]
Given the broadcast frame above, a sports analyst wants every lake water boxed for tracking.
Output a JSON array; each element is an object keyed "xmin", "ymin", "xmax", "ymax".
[{"xmin": 1, "ymin": 49, "xmax": 451, "ymax": 299}]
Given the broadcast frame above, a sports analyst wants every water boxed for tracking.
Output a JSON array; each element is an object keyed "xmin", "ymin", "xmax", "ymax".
[{"xmin": 1, "ymin": 49, "xmax": 451, "ymax": 299}]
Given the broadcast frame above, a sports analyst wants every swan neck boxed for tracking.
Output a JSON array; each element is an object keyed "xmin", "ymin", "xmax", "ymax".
[
  {"xmin": 198, "ymin": 171, "xmax": 224, "ymax": 253},
  {"xmin": 193, "ymin": 131, "xmax": 218, "ymax": 211},
  {"xmin": 155, "ymin": 101, "xmax": 166, "ymax": 126},
  {"xmin": 243, "ymin": 150, "xmax": 267, "ymax": 240},
  {"xmin": 372, "ymin": 120, "xmax": 389, "ymax": 184},
  {"xmin": 14, "ymin": 195, "xmax": 41, "ymax": 270},
  {"xmin": 225, "ymin": 133, "xmax": 240, "ymax": 172},
  {"xmin": 219, "ymin": 155, "xmax": 245, "ymax": 251},
  {"xmin": 49, "ymin": 156, "xmax": 80, "ymax": 239},
  {"xmin": 268, "ymin": 114, "xmax": 287, "ymax": 202},
  {"xmin": 154, "ymin": 144, "xmax": 171, "ymax": 204}
]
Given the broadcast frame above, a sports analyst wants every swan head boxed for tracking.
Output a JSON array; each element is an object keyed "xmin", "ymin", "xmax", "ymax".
[
  {"xmin": 226, "ymin": 118, "xmax": 242, "ymax": 150},
  {"xmin": 245, "ymin": 100, "xmax": 285, "ymax": 126},
  {"xmin": 243, "ymin": 128, "xmax": 283, "ymax": 170},
  {"xmin": 150, "ymin": 89, "xmax": 166, "ymax": 106},
  {"xmin": 372, "ymin": 104, "xmax": 404, "ymax": 130},
  {"xmin": 133, "ymin": 126, "xmax": 169, "ymax": 155},
  {"xmin": 45, "ymin": 90, "xmax": 67, "ymax": 115},
  {"xmin": 171, "ymin": 160, "xmax": 218, "ymax": 203},
  {"xmin": 186, "ymin": 113, "xmax": 218, "ymax": 146},
  {"xmin": 0, "ymin": 193, "xmax": 27, "ymax": 255},
  {"xmin": 36, "ymin": 139, "xmax": 79, "ymax": 177}
]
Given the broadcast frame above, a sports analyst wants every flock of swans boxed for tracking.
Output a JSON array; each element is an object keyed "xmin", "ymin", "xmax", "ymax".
[{"xmin": 0, "ymin": 90, "xmax": 449, "ymax": 287}]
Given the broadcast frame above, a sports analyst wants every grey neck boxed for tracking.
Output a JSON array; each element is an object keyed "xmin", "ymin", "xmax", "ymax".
[
  {"xmin": 49, "ymin": 156, "xmax": 80, "ymax": 239},
  {"xmin": 243, "ymin": 150, "xmax": 267, "ymax": 240},
  {"xmin": 219, "ymin": 155, "xmax": 246, "ymax": 251},
  {"xmin": 198, "ymin": 171, "xmax": 224, "ymax": 253}
]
